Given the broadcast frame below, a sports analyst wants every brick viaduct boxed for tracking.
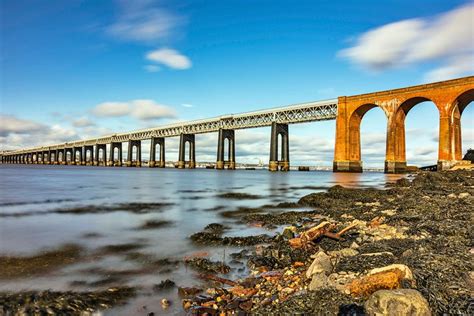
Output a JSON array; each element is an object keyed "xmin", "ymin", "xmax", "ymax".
[{"xmin": 334, "ymin": 76, "xmax": 473, "ymax": 173}]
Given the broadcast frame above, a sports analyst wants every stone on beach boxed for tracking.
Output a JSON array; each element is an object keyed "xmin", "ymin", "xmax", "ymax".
[
  {"xmin": 364, "ymin": 289, "xmax": 431, "ymax": 316},
  {"xmin": 347, "ymin": 269, "xmax": 404, "ymax": 297}
]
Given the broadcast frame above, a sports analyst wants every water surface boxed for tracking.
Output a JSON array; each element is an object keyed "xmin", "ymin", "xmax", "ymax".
[{"xmin": 0, "ymin": 165, "xmax": 403, "ymax": 315}]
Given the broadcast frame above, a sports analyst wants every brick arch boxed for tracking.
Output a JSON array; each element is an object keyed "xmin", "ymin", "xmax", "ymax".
[
  {"xmin": 388, "ymin": 97, "xmax": 440, "ymax": 167},
  {"xmin": 448, "ymin": 89, "xmax": 474, "ymax": 160},
  {"xmin": 348, "ymin": 103, "xmax": 387, "ymax": 165},
  {"xmin": 334, "ymin": 76, "xmax": 474, "ymax": 173},
  {"xmin": 451, "ymin": 88, "xmax": 474, "ymax": 115}
]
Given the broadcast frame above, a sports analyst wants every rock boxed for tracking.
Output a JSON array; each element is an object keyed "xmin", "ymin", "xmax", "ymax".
[
  {"xmin": 328, "ymin": 272, "xmax": 358, "ymax": 292},
  {"xmin": 447, "ymin": 193, "xmax": 457, "ymax": 198},
  {"xmin": 178, "ymin": 287, "xmax": 202, "ymax": 297},
  {"xmin": 347, "ymin": 269, "xmax": 404, "ymax": 297},
  {"xmin": 160, "ymin": 298, "xmax": 170, "ymax": 309},
  {"xmin": 381, "ymin": 209, "xmax": 396, "ymax": 216},
  {"xmin": 329, "ymin": 248, "xmax": 359, "ymax": 257},
  {"xmin": 350, "ymin": 242, "xmax": 360, "ymax": 249},
  {"xmin": 282, "ymin": 226, "xmax": 296, "ymax": 239},
  {"xmin": 368, "ymin": 264, "xmax": 414, "ymax": 281},
  {"xmin": 365, "ymin": 289, "xmax": 431, "ymax": 316},
  {"xmin": 306, "ymin": 251, "xmax": 332, "ymax": 278},
  {"xmin": 458, "ymin": 192, "xmax": 471, "ymax": 198},
  {"xmin": 152, "ymin": 279, "xmax": 175, "ymax": 292},
  {"xmin": 309, "ymin": 272, "xmax": 328, "ymax": 291}
]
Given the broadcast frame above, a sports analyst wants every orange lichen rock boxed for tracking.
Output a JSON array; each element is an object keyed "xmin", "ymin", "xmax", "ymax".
[{"xmin": 347, "ymin": 269, "xmax": 404, "ymax": 297}]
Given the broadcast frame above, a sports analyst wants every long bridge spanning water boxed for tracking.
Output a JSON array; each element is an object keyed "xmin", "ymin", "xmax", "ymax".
[{"xmin": 1, "ymin": 76, "xmax": 473, "ymax": 173}]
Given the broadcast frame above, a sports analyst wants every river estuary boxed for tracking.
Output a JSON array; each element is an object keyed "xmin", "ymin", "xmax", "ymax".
[{"xmin": 0, "ymin": 165, "xmax": 403, "ymax": 315}]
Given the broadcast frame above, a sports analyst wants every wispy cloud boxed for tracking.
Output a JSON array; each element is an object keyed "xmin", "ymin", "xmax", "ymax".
[
  {"xmin": 106, "ymin": 0, "xmax": 183, "ymax": 43},
  {"xmin": 339, "ymin": 3, "xmax": 474, "ymax": 81},
  {"xmin": 182, "ymin": 103, "xmax": 193, "ymax": 108},
  {"xmin": 146, "ymin": 48, "xmax": 192, "ymax": 70},
  {"xmin": 91, "ymin": 99, "xmax": 177, "ymax": 121},
  {"xmin": 72, "ymin": 116, "xmax": 96, "ymax": 128}
]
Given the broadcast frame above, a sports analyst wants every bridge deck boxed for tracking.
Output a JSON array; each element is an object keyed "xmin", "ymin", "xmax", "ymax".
[{"xmin": 6, "ymin": 99, "xmax": 338, "ymax": 154}]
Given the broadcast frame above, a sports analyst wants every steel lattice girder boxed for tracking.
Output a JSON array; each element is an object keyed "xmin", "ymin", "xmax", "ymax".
[{"xmin": 5, "ymin": 99, "xmax": 337, "ymax": 155}]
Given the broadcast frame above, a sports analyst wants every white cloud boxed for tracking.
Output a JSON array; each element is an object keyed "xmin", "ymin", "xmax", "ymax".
[
  {"xmin": 130, "ymin": 99, "xmax": 177, "ymax": 120},
  {"xmin": 0, "ymin": 115, "xmax": 44, "ymax": 136},
  {"xmin": 91, "ymin": 99, "xmax": 176, "ymax": 121},
  {"xmin": 146, "ymin": 48, "xmax": 192, "ymax": 69},
  {"xmin": 182, "ymin": 103, "xmax": 193, "ymax": 108},
  {"xmin": 339, "ymin": 3, "xmax": 474, "ymax": 80},
  {"xmin": 424, "ymin": 55, "xmax": 474, "ymax": 82},
  {"xmin": 0, "ymin": 115, "xmax": 79, "ymax": 151},
  {"xmin": 107, "ymin": 0, "xmax": 183, "ymax": 43},
  {"xmin": 144, "ymin": 64, "xmax": 161, "ymax": 73},
  {"xmin": 92, "ymin": 102, "xmax": 130, "ymax": 117},
  {"xmin": 72, "ymin": 116, "xmax": 95, "ymax": 128}
]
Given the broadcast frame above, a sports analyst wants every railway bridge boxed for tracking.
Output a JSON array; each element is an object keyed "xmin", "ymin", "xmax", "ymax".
[{"xmin": 1, "ymin": 76, "xmax": 473, "ymax": 173}]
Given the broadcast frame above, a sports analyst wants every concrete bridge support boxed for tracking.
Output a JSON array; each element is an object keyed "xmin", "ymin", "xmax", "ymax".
[
  {"xmin": 94, "ymin": 144, "xmax": 107, "ymax": 166},
  {"xmin": 216, "ymin": 129, "xmax": 235, "ymax": 170},
  {"xmin": 178, "ymin": 134, "xmax": 195, "ymax": 169},
  {"xmin": 109, "ymin": 142, "xmax": 123, "ymax": 167},
  {"xmin": 83, "ymin": 145, "xmax": 94, "ymax": 166},
  {"xmin": 126, "ymin": 140, "xmax": 142, "ymax": 167},
  {"xmin": 73, "ymin": 147, "xmax": 83, "ymax": 165},
  {"xmin": 64, "ymin": 148, "xmax": 73, "ymax": 165},
  {"xmin": 269, "ymin": 122, "xmax": 290, "ymax": 171},
  {"xmin": 43, "ymin": 151, "xmax": 49, "ymax": 165},
  {"xmin": 149, "ymin": 137, "xmax": 165, "ymax": 168}
]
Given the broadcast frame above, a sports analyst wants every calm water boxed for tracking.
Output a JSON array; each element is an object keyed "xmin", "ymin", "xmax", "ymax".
[{"xmin": 0, "ymin": 165, "xmax": 403, "ymax": 315}]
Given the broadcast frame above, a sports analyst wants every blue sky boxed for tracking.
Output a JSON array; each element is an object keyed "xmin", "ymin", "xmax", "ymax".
[{"xmin": 1, "ymin": 0, "xmax": 473, "ymax": 167}]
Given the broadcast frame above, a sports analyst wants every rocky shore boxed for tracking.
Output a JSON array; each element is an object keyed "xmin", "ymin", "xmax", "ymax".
[
  {"xmin": 1, "ymin": 170, "xmax": 472, "ymax": 315},
  {"xmin": 181, "ymin": 170, "xmax": 473, "ymax": 315}
]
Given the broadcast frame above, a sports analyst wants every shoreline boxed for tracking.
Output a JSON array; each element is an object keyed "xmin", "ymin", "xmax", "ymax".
[{"xmin": 1, "ymin": 170, "xmax": 472, "ymax": 315}]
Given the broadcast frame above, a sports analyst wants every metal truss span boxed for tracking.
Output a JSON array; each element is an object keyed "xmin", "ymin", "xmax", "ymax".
[{"xmin": 6, "ymin": 99, "xmax": 338, "ymax": 154}]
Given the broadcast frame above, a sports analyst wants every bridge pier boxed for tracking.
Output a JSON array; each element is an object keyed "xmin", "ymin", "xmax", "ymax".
[
  {"xmin": 178, "ymin": 134, "xmax": 195, "ymax": 169},
  {"xmin": 64, "ymin": 148, "xmax": 72, "ymax": 165},
  {"xmin": 94, "ymin": 144, "xmax": 107, "ymax": 166},
  {"xmin": 269, "ymin": 122, "xmax": 289, "ymax": 171},
  {"xmin": 216, "ymin": 129, "xmax": 235, "ymax": 170},
  {"xmin": 109, "ymin": 142, "xmax": 123, "ymax": 167},
  {"xmin": 84, "ymin": 145, "xmax": 94, "ymax": 166},
  {"xmin": 73, "ymin": 147, "xmax": 83, "ymax": 165},
  {"xmin": 150, "ymin": 137, "xmax": 165, "ymax": 168},
  {"xmin": 126, "ymin": 140, "xmax": 141, "ymax": 167}
]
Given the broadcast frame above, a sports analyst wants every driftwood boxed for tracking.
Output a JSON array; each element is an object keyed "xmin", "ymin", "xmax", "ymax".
[
  {"xmin": 289, "ymin": 221, "xmax": 358, "ymax": 249},
  {"xmin": 197, "ymin": 273, "xmax": 238, "ymax": 286}
]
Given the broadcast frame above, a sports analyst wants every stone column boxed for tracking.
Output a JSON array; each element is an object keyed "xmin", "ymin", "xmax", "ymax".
[
  {"xmin": 438, "ymin": 108, "xmax": 461, "ymax": 171},
  {"xmin": 95, "ymin": 144, "xmax": 107, "ymax": 166},
  {"xmin": 73, "ymin": 147, "xmax": 83, "ymax": 165},
  {"xmin": 84, "ymin": 145, "xmax": 94, "ymax": 166},
  {"xmin": 178, "ymin": 134, "xmax": 195, "ymax": 169},
  {"xmin": 385, "ymin": 111, "xmax": 407, "ymax": 174},
  {"xmin": 216, "ymin": 129, "xmax": 235, "ymax": 170},
  {"xmin": 333, "ymin": 97, "xmax": 364, "ymax": 173},
  {"xmin": 43, "ymin": 151, "xmax": 49, "ymax": 164},
  {"xmin": 150, "ymin": 137, "xmax": 165, "ymax": 168},
  {"xmin": 109, "ymin": 142, "xmax": 122, "ymax": 167},
  {"xmin": 126, "ymin": 140, "xmax": 141, "ymax": 167},
  {"xmin": 269, "ymin": 122, "xmax": 289, "ymax": 171}
]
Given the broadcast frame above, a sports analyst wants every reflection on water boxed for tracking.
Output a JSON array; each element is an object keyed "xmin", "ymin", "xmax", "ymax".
[{"xmin": 0, "ymin": 165, "xmax": 403, "ymax": 315}]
